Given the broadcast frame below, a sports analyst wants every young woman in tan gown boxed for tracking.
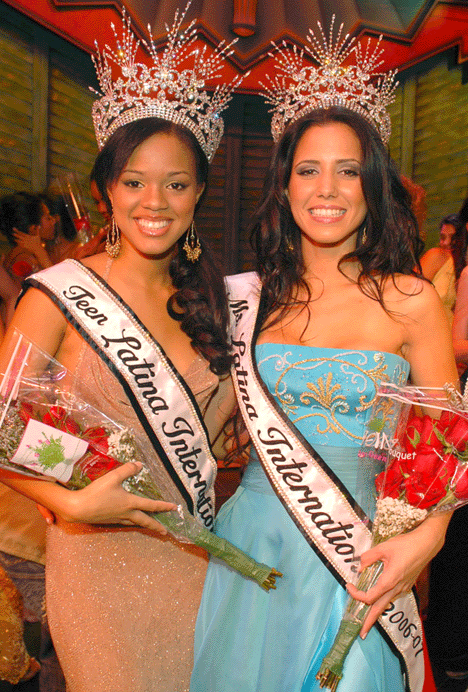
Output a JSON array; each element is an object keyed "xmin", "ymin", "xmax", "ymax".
[{"xmin": 0, "ymin": 7, "xmax": 239, "ymax": 688}]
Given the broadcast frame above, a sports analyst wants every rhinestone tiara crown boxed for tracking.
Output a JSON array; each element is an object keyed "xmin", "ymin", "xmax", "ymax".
[
  {"xmin": 91, "ymin": 2, "xmax": 245, "ymax": 161},
  {"xmin": 262, "ymin": 17, "xmax": 398, "ymax": 144}
]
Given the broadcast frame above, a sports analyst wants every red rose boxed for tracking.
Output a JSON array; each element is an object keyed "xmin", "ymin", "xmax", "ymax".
[
  {"xmin": 404, "ymin": 415, "xmax": 444, "ymax": 455},
  {"xmin": 375, "ymin": 460, "xmax": 404, "ymax": 498},
  {"xmin": 84, "ymin": 426, "xmax": 107, "ymax": 439},
  {"xmin": 83, "ymin": 427, "xmax": 109, "ymax": 453},
  {"xmin": 18, "ymin": 402, "xmax": 33, "ymax": 424},
  {"xmin": 64, "ymin": 417, "xmax": 81, "ymax": 436},
  {"xmin": 411, "ymin": 450, "xmax": 457, "ymax": 482},
  {"xmin": 42, "ymin": 412, "xmax": 55, "ymax": 427},
  {"xmin": 49, "ymin": 406, "xmax": 66, "ymax": 421},
  {"xmin": 404, "ymin": 475, "xmax": 447, "ymax": 509},
  {"xmin": 78, "ymin": 452, "xmax": 120, "ymax": 482},
  {"xmin": 438, "ymin": 411, "xmax": 468, "ymax": 451},
  {"xmin": 453, "ymin": 466, "xmax": 468, "ymax": 500},
  {"xmin": 11, "ymin": 260, "xmax": 33, "ymax": 278},
  {"xmin": 410, "ymin": 451, "xmax": 440, "ymax": 479}
]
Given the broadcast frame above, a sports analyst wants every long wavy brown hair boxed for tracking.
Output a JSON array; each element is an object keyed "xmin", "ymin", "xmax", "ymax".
[{"xmin": 250, "ymin": 107, "xmax": 424, "ymax": 327}]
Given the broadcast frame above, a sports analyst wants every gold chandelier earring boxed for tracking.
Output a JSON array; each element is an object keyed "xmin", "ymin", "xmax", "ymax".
[
  {"xmin": 183, "ymin": 221, "xmax": 202, "ymax": 262},
  {"xmin": 106, "ymin": 217, "xmax": 121, "ymax": 258},
  {"xmin": 361, "ymin": 226, "xmax": 368, "ymax": 244}
]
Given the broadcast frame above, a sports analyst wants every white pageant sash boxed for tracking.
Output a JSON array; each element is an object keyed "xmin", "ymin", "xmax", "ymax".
[
  {"xmin": 226, "ymin": 272, "xmax": 425, "ymax": 692},
  {"xmin": 26, "ymin": 260, "xmax": 216, "ymax": 528}
]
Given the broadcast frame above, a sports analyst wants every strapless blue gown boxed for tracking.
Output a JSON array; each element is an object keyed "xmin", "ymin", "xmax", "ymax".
[{"xmin": 191, "ymin": 346, "xmax": 410, "ymax": 692}]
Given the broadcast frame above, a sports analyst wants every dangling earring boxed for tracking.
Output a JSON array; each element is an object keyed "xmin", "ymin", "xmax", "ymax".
[
  {"xmin": 286, "ymin": 236, "xmax": 294, "ymax": 252},
  {"xmin": 106, "ymin": 217, "xmax": 121, "ymax": 258},
  {"xmin": 361, "ymin": 226, "xmax": 368, "ymax": 244},
  {"xmin": 183, "ymin": 221, "xmax": 202, "ymax": 262}
]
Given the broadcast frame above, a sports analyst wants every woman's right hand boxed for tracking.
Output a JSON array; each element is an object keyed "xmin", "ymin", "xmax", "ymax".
[
  {"xmin": 59, "ymin": 462, "xmax": 177, "ymax": 534},
  {"xmin": 13, "ymin": 229, "xmax": 43, "ymax": 254},
  {"xmin": 12, "ymin": 230, "xmax": 52, "ymax": 268}
]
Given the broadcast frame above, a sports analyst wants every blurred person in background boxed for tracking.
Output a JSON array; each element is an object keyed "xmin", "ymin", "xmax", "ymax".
[
  {"xmin": 0, "ymin": 264, "xmax": 19, "ymax": 340},
  {"xmin": 421, "ymin": 213, "xmax": 467, "ymax": 325},
  {"xmin": 0, "ymin": 192, "xmax": 56, "ymax": 280},
  {"xmin": 43, "ymin": 192, "xmax": 81, "ymax": 263},
  {"xmin": 0, "ymin": 193, "xmax": 66, "ymax": 691},
  {"xmin": 72, "ymin": 175, "xmax": 109, "ymax": 260},
  {"xmin": 0, "ymin": 564, "xmax": 41, "ymax": 686}
]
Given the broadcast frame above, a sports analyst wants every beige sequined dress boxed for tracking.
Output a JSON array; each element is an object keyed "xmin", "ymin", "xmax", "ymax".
[{"xmin": 46, "ymin": 343, "xmax": 223, "ymax": 692}]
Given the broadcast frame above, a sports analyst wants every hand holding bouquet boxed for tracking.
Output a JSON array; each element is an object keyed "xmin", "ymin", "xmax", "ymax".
[
  {"xmin": 317, "ymin": 383, "xmax": 468, "ymax": 691},
  {"xmin": 0, "ymin": 331, "xmax": 282, "ymax": 591}
]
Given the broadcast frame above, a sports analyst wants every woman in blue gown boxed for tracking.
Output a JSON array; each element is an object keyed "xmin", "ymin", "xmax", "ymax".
[{"xmin": 191, "ymin": 27, "xmax": 458, "ymax": 692}]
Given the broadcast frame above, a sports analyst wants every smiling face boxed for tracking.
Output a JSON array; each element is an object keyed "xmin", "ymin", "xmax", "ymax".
[
  {"xmin": 287, "ymin": 121, "xmax": 367, "ymax": 254},
  {"xmin": 107, "ymin": 132, "xmax": 204, "ymax": 258}
]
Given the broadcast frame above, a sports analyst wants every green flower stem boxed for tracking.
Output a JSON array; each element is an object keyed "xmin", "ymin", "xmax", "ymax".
[
  {"xmin": 0, "ymin": 404, "xmax": 282, "ymax": 592},
  {"xmin": 316, "ymin": 561, "xmax": 383, "ymax": 690},
  {"xmin": 147, "ymin": 508, "xmax": 282, "ymax": 591},
  {"xmin": 316, "ymin": 620, "xmax": 363, "ymax": 690},
  {"xmin": 73, "ymin": 471, "xmax": 282, "ymax": 592}
]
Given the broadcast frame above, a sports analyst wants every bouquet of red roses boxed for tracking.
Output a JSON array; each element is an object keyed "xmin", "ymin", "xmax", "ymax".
[
  {"xmin": 317, "ymin": 382, "xmax": 468, "ymax": 691},
  {"xmin": 0, "ymin": 331, "xmax": 281, "ymax": 591}
]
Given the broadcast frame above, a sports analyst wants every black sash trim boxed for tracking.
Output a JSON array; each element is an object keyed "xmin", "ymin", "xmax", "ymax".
[
  {"xmin": 228, "ymin": 273, "xmax": 419, "ymax": 692},
  {"xmin": 24, "ymin": 265, "xmax": 215, "ymax": 518}
]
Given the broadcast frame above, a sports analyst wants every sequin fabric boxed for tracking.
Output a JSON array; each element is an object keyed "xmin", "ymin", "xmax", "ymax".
[{"xmin": 46, "ymin": 345, "xmax": 219, "ymax": 692}]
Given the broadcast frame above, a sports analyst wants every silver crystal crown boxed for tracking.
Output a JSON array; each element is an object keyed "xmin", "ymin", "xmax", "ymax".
[
  {"xmin": 262, "ymin": 17, "xmax": 398, "ymax": 144},
  {"xmin": 91, "ymin": 2, "xmax": 245, "ymax": 161}
]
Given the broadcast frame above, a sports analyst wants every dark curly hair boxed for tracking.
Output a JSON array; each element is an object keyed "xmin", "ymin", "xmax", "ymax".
[
  {"xmin": 0, "ymin": 192, "xmax": 44, "ymax": 246},
  {"xmin": 91, "ymin": 117, "xmax": 231, "ymax": 376},
  {"xmin": 251, "ymin": 107, "xmax": 424, "ymax": 325},
  {"xmin": 448, "ymin": 209, "xmax": 468, "ymax": 283}
]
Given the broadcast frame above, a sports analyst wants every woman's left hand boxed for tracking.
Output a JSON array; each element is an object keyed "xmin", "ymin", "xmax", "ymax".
[{"xmin": 346, "ymin": 512, "xmax": 451, "ymax": 638}]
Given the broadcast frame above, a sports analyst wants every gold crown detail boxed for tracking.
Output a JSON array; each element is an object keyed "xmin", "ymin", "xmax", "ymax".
[
  {"xmin": 262, "ymin": 17, "xmax": 398, "ymax": 144},
  {"xmin": 91, "ymin": 2, "xmax": 245, "ymax": 161}
]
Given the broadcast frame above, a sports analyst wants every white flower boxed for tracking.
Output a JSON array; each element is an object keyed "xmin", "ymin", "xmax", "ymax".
[{"xmin": 373, "ymin": 497, "xmax": 427, "ymax": 540}]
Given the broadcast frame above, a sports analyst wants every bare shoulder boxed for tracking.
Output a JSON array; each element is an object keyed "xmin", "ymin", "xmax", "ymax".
[
  {"xmin": 419, "ymin": 246, "xmax": 449, "ymax": 280},
  {"xmin": 8, "ymin": 286, "xmax": 68, "ymax": 348},
  {"xmin": 382, "ymin": 274, "xmax": 441, "ymax": 318},
  {"xmin": 459, "ymin": 265, "xmax": 468, "ymax": 285},
  {"xmin": 420, "ymin": 247, "xmax": 442, "ymax": 262},
  {"xmin": 79, "ymin": 252, "xmax": 108, "ymax": 274}
]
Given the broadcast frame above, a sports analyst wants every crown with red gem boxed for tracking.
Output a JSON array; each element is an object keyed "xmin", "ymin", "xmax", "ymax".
[
  {"xmin": 91, "ymin": 2, "xmax": 245, "ymax": 162},
  {"xmin": 262, "ymin": 17, "xmax": 398, "ymax": 144}
]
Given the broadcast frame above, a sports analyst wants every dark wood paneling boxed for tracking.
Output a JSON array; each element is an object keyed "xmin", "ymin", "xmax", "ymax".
[
  {"xmin": 413, "ymin": 59, "xmax": 468, "ymax": 247},
  {"xmin": 0, "ymin": 22, "xmax": 34, "ymax": 197}
]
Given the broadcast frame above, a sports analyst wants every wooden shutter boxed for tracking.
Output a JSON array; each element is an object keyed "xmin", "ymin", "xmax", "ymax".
[
  {"xmin": 197, "ymin": 141, "xmax": 227, "ymax": 262},
  {"xmin": 388, "ymin": 85, "xmax": 404, "ymax": 172},
  {"xmin": 0, "ymin": 20, "xmax": 34, "ymax": 196},
  {"xmin": 48, "ymin": 51, "xmax": 101, "ymax": 229},
  {"xmin": 413, "ymin": 59, "xmax": 468, "ymax": 246},
  {"xmin": 238, "ymin": 135, "xmax": 272, "ymax": 271}
]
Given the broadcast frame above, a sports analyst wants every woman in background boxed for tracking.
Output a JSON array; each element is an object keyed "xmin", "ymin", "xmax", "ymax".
[
  {"xmin": 421, "ymin": 213, "xmax": 466, "ymax": 324},
  {"xmin": 0, "ymin": 191, "xmax": 56, "ymax": 280}
]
